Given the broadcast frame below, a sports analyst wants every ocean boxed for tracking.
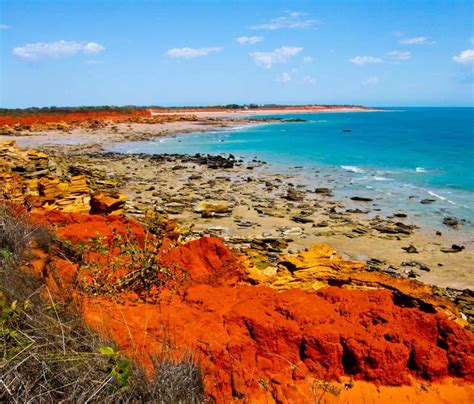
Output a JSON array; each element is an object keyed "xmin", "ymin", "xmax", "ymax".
[{"xmin": 109, "ymin": 107, "xmax": 474, "ymax": 229}]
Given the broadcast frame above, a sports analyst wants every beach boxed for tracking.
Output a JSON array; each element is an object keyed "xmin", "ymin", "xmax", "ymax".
[
  {"xmin": 1, "ymin": 107, "xmax": 473, "ymax": 402},
  {"xmin": 2, "ymin": 107, "xmax": 472, "ymax": 291}
]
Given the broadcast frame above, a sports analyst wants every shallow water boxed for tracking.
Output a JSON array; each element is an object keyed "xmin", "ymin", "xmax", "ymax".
[{"xmin": 108, "ymin": 107, "xmax": 474, "ymax": 229}]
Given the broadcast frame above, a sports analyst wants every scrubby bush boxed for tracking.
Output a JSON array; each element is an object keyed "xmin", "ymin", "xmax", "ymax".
[{"xmin": 0, "ymin": 206, "xmax": 205, "ymax": 403}]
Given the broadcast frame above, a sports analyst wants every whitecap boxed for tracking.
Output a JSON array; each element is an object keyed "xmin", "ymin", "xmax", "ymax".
[
  {"xmin": 428, "ymin": 190, "xmax": 447, "ymax": 201},
  {"xmin": 341, "ymin": 165, "xmax": 366, "ymax": 173},
  {"xmin": 373, "ymin": 176, "xmax": 392, "ymax": 181},
  {"xmin": 416, "ymin": 167, "xmax": 428, "ymax": 173}
]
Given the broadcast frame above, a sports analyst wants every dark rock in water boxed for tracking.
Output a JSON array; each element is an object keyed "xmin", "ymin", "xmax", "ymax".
[
  {"xmin": 393, "ymin": 213, "xmax": 408, "ymax": 218},
  {"xmin": 443, "ymin": 217, "xmax": 459, "ymax": 228},
  {"xmin": 351, "ymin": 196, "xmax": 373, "ymax": 202},
  {"xmin": 343, "ymin": 129, "xmax": 352, "ymax": 133},
  {"xmin": 420, "ymin": 199, "xmax": 436, "ymax": 205},
  {"xmin": 441, "ymin": 244, "xmax": 465, "ymax": 253},
  {"xmin": 281, "ymin": 118, "xmax": 306, "ymax": 122},
  {"xmin": 402, "ymin": 245, "xmax": 418, "ymax": 254},
  {"xmin": 314, "ymin": 187, "xmax": 333, "ymax": 197}
]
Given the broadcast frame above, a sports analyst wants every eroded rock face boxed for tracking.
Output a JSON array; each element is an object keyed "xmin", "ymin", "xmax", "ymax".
[
  {"xmin": 27, "ymin": 210, "xmax": 474, "ymax": 403},
  {"xmin": 250, "ymin": 243, "xmax": 465, "ymax": 326},
  {"xmin": 0, "ymin": 141, "xmax": 125, "ymax": 215}
]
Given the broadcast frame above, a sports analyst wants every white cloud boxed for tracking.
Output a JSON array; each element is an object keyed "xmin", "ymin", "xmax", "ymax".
[
  {"xmin": 251, "ymin": 11, "xmax": 319, "ymax": 30},
  {"xmin": 276, "ymin": 72, "xmax": 291, "ymax": 83},
  {"xmin": 387, "ymin": 51, "xmax": 411, "ymax": 61},
  {"xmin": 361, "ymin": 76, "xmax": 380, "ymax": 86},
  {"xmin": 303, "ymin": 75, "xmax": 316, "ymax": 85},
  {"xmin": 249, "ymin": 46, "xmax": 303, "ymax": 68},
  {"xmin": 13, "ymin": 40, "xmax": 105, "ymax": 61},
  {"xmin": 235, "ymin": 36, "xmax": 263, "ymax": 45},
  {"xmin": 399, "ymin": 36, "xmax": 435, "ymax": 45},
  {"xmin": 0, "ymin": 24, "xmax": 10, "ymax": 29},
  {"xmin": 303, "ymin": 56, "xmax": 314, "ymax": 64},
  {"xmin": 166, "ymin": 47, "xmax": 222, "ymax": 59},
  {"xmin": 453, "ymin": 49, "xmax": 474, "ymax": 65},
  {"xmin": 349, "ymin": 56, "xmax": 383, "ymax": 65}
]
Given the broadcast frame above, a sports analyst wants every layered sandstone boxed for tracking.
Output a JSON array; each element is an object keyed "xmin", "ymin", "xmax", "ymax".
[
  {"xmin": 0, "ymin": 141, "xmax": 126, "ymax": 215},
  {"xmin": 249, "ymin": 243, "xmax": 466, "ymax": 326}
]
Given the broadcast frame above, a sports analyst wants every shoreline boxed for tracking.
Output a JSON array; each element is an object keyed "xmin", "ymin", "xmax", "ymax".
[{"xmin": 1, "ymin": 110, "xmax": 472, "ymax": 291}]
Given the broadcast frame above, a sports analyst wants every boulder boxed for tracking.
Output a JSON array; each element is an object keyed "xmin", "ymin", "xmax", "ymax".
[
  {"xmin": 90, "ymin": 191, "xmax": 127, "ymax": 215},
  {"xmin": 194, "ymin": 201, "xmax": 233, "ymax": 217}
]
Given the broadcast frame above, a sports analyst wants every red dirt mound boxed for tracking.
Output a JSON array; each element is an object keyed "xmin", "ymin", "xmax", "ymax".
[{"xmin": 28, "ymin": 210, "xmax": 474, "ymax": 402}]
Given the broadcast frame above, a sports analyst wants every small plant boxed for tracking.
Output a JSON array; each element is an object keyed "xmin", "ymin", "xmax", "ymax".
[
  {"xmin": 75, "ymin": 227, "xmax": 187, "ymax": 301},
  {"xmin": 99, "ymin": 346, "xmax": 133, "ymax": 391}
]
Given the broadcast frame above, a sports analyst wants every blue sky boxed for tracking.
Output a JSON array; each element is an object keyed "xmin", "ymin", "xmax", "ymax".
[{"xmin": 0, "ymin": 0, "xmax": 473, "ymax": 108}]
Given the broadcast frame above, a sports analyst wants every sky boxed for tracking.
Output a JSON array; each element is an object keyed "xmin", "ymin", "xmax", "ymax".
[{"xmin": 0, "ymin": 0, "xmax": 473, "ymax": 108}]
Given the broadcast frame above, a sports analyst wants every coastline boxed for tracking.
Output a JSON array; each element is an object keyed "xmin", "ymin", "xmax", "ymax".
[
  {"xmin": 1, "ymin": 110, "xmax": 473, "ymax": 402},
  {"xmin": 1, "ymin": 108, "xmax": 472, "ymax": 291}
]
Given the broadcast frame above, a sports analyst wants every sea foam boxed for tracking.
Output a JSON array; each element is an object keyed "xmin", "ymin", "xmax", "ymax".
[{"xmin": 341, "ymin": 165, "xmax": 366, "ymax": 173}]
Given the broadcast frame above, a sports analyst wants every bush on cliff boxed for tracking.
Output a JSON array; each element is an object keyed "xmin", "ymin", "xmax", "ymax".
[{"xmin": 0, "ymin": 206, "xmax": 204, "ymax": 403}]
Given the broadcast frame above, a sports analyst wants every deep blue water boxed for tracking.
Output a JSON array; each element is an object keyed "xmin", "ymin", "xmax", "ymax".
[{"xmin": 109, "ymin": 108, "xmax": 474, "ymax": 226}]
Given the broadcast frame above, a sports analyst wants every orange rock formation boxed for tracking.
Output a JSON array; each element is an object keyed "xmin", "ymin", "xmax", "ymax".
[
  {"xmin": 26, "ymin": 210, "xmax": 473, "ymax": 402},
  {"xmin": 0, "ymin": 141, "xmax": 126, "ymax": 214}
]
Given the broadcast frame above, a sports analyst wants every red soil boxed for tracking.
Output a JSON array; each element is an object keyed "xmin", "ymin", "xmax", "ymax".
[
  {"xmin": 28, "ymin": 210, "xmax": 474, "ymax": 402},
  {"xmin": 0, "ymin": 105, "xmax": 370, "ymax": 127},
  {"xmin": 0, "ymin": 111, "xmax": 146, "ymax": 126}
]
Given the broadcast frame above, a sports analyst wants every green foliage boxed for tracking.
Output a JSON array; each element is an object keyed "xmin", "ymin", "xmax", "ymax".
[
  {"xmin": 75, "ymin": 228, "xmax": 186, "ymax": 301},
  {"xmin": 99, "ymin": 346, "xmax": 132, "ymax": 390}
]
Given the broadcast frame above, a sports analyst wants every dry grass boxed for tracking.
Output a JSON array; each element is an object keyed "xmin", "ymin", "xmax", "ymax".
[{"xmin": 0, "ymin": 205, "xmax": 205, "ymax": 403}]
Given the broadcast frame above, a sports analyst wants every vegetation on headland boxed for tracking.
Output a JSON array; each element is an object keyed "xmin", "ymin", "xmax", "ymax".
[
  {"xmin": 0, "ymin": 103, "xmax": 371, "ymax": 116},
  {"xmin": 0, "ymin": 206, "xmax": 204, "ymax": 403}
]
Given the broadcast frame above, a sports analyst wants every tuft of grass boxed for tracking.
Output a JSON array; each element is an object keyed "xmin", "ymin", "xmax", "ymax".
[{"xmin": 0, "ymin": 205, "xmax": 205, "ymax": 403}]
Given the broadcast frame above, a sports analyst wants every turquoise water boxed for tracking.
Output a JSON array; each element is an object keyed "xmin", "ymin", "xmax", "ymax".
[{"xmin": 109, "ymin": 108, "xmax": 474, "ymax": 227}]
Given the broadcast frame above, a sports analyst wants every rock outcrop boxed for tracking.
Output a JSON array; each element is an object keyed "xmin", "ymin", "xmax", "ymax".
[
  {"xmin": 249, "ymin": 243, "xmax": 465, "ymax": 326},
  {"xmin": 26, "ymin": 210, "xmax": 474, "ymax": 403},
  {"xmin": 0, "ymin": 141, "xmax": 126, "ymax": 215}
]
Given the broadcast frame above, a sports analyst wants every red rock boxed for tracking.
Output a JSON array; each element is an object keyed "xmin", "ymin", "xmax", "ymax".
[{"xmin": 25, "ymin": 210, "xmax": 474, "ymax": 402}]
